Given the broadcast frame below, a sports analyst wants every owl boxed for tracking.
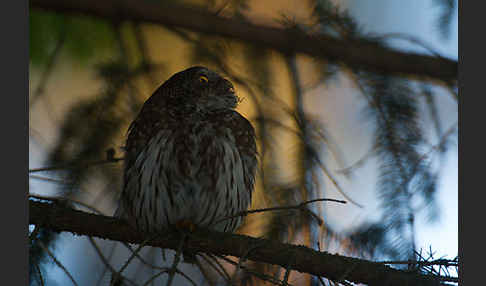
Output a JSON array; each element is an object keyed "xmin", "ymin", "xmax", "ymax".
[{"xmin": 115, "ymin": 66, "xmax": 257, "ymax": 236}]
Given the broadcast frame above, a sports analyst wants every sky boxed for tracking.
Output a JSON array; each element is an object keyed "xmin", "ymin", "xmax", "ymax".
[{"xmin": 344, "ymin": 0, "xmax": 458, "ymax": 260}]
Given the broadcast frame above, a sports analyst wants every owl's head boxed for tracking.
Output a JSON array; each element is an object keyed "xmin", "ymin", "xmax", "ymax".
[{"xmin": 157, "ymin": 66, "xmax": 239, "ymax": 112}]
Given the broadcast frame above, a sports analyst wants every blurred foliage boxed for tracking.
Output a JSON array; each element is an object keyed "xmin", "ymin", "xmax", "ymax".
[
  {"xmin": 357, "ymin": 74, "xmax": 439, "ymax": 260},
  {"xmin": 312, "ymin": 0, "xmax": 360, "ymax": 38},
  {"xmin": 29, "ymin": 0, "xmax": 457, "ymax": 285},
  {"xmin": 47, "ymin": 61, "xmax": 155, "ymax": 196},
  {"xmin": 29, "ymin": 225, "xmax": 58, "ymax": 286},
  {"xmin": 30, "ymin": 10, "xmax": 118, "ymax": 66},
  {"xmin": 433, "ymin": 0, "xmax": 457, "ymax": 39},
  {"xmin": 349, "ymin": 223, "xmax": 395, "ymax": 258}
]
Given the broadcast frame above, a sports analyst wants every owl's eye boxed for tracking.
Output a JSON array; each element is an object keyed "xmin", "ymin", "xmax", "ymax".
[{"xmin": 199, "ymin": 75, "xmax": 209, "ymax": 84}]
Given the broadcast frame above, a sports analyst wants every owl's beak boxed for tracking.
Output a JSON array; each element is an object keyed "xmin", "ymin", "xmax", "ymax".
[{"xmin": 222, "ymin": 78, "xmax": 236, "ymax": 95}]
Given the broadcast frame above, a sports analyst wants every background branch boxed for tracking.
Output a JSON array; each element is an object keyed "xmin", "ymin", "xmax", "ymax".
[
  {"xmin": 30, "ymin": 0, "xmax": 457, "ymax": 83},
  {"xmin": 30, "ymin": 200, "xmax": 447, "ymax": 286}
]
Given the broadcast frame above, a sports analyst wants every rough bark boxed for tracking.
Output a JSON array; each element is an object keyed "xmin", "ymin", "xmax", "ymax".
[{"xmin": 30, "ymin": 200, "xmax": 445, "ymax": 286}]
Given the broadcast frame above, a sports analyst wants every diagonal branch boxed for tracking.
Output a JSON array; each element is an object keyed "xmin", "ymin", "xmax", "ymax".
[
  {"xmin": 30, "ymin": 200, "xmax": 447, "ymax": 286},
  {"xmin": 30, "ymin": 0, "xmax": 457, "ymax": 83}
]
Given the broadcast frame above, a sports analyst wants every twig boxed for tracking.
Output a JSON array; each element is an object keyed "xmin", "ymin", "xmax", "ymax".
[
  {"xmin": 142, "ymin": 268, "xmax": 170, "ymax": 286},
  {"xmin": 28, "ymin": 194, "xmax": 105, "ymax": 215},
  {"xmin": 217, "ymin": 255, "xmax": 292, "ymax": 286},
  {"xmin": 408, "ymin": 123, "xmax": 457, "ymax": 199},
  {"xmin": 33, "ymin": 262, "xmax": 45, "ymax": 286},
  {"xmin": 422, "ymin": 87, "xmax": 443, "ymax": 140},
  {"xmin": 315, "ymin": 158, "xmax": 364, "ymax": 208},
  {"xmin": 335, "ymin": 260, "xmax": 358, "ymax": 286},
  {"xmin": 119, "ymin": 243, "xmax": 166, "ymax": 271},
  {"xmin": 29, "ymin": 157, "xmax": 124, "ymax": 173},
  {"xmin": 114, "ymin": 234, "xmax": 158, "ymax": 283},
  {"xmin": 211, "ymin": 198, "xmax": 346, "ymax": 226},
  {"xmin": 29, "ymin": 174, "xmax": 70, "ymax": 184},
  {"xmin": 317, "ymin": 275, "xmax": 327, "ymax": 286},
  {"xmin": 90, "ymin": 240, "xmax": 124, "ymax": 286},
  {"xmin": 29, "ymin": 225, "xmax": 41, "ymax": 245},
  {"xmin": 378, "ymin": 33, "xmax": 448, "ymax": 60},
  {"xmin": 386, "ymin": 249, "xmax": 458, "ymax": 283},
  {"xmin": 194, "ymin": 255, "xmax": 219, "ymax": 286},
  {"xmin": 38, "ymin": 240, "xmax": 79, "ymax": 286},
  {"xmin": 231, "ymin": 241, "xmax": 266, "ymax": 284},
  {"xmin": 141, "ymin": 266, "xmax": 198, "ymax": 286},
  {"xmin": 335, "ymin": 143, "xmax": 379, "ymax": 176},
  {"xmin": 282, "ymin": 264, "xmax": 292, "ymax": 286},
  {"xmin": 87, "ymin": 238, "xmax": 137, "ymax": 286},
  {"xmin": 173, "ymin": 270, "xmax": 199, "ymax": 286},
  {"xmin": 378, "ymin": 259, "xmax": 458, "ymax": 267},
  {"xmin": 166, "ymin": 233, "xmax": 185, "ymax": 286},
  {"xmin": 203, "ymin": 254, "xmax": 233, "ymax": 284},
  {"xmin": 286, "ymin": 52, "xmax": 326, "ymax": 261},
  {"xmin": 315, "ymin": 242, "xmax": 329, "ymax": 286},
  {"xmin": 421, "ymin": 123, "xmax": 457, "ymax": 159}
]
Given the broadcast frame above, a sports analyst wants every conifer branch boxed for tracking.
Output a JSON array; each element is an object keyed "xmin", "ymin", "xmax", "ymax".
[
  {"xmin": 30, "ymin": 200, "xmax": 447, "ymax": 286},
  {"xmin": 30, "ymin": 0, "xmax": 457, "ymax": 83}
]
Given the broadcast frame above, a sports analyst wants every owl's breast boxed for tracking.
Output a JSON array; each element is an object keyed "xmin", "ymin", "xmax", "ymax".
[
  {"xmin": 140, "ymin": 120, "xmax": 242, "ymax": 194},
  {"xmin": 127, "ymin": 121, "xmax": 246, "ymax": 230}
]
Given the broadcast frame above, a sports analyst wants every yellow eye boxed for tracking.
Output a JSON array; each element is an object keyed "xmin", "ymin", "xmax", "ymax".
[{"xmin": 199, "ymin": 75, "xmax": 209, "ymax": 83}]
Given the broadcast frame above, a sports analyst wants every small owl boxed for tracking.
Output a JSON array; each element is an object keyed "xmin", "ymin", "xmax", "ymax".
[{"xmin": 115, "ymin": 66, "xmax": 257, "ymax": 235}]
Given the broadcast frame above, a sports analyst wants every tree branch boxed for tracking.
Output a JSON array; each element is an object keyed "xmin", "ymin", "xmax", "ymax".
[
  {"xmin": 30, "ymin": 200, "xmax": 447, "ymax": 286},
  {"xmin": 30, "ymin": 0, "xmax": 457, "ymax": 83}
]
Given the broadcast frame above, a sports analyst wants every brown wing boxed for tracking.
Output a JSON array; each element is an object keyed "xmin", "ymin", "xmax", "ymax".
[
  {"xmin": 116, "ymin": 89, "xmax": 171, "ymax": 219},
  {"xmin": 224, "ymin": 111, "xmax": 258, "ymax": 196}
]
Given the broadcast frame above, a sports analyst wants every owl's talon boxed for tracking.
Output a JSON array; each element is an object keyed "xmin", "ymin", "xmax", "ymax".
[{"xmin": 175, "ymin": 220, "xmax": 196, "ymax": 232}]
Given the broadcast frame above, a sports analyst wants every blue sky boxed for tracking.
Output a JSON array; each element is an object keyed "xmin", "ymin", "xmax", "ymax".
[{"xmin": 345, "ymin": 0, "xmax": 458, "ymax": 260}]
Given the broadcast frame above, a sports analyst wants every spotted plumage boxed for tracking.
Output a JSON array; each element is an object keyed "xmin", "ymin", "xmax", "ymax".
[{"xmin": 115, "ymin": 66, "xmax": 257, "ymax": 234}]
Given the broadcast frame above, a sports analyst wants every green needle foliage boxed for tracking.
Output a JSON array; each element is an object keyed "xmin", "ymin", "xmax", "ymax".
[{"xmin": 30, "ymin": 10, "xmax": 118, "ymax": 67}]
